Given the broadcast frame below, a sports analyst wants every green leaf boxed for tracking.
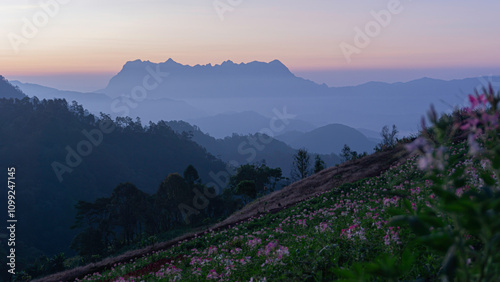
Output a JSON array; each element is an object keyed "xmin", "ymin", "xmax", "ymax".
[
  {"xmin": 442, "ymin": 201, "xmax": 476, "ymax": 214},
  {"xmin": 432, "ymin": 187, "xmax": 458, "ymax": 202},
  {"xmin": 400, "ymin": 248, "xmax": 416, "ymax": 273},
  {"xmin": 386, "ymin": 207, "xmax": 405, "ymax": 216},
  {"xmin": 450, "ymin": 167, "xmax": 465, "ymax": 179},
  {"xmin": 453, "ymin": 178, "xmax": 467, "ymax": 189},
  {"xmin": 480, "ymin": 171, "xmax": 496, "ymax": 186},
  {"xmin": 419, "ymin": 232, "xmax": 453, "ymax": 253},
  {"xmin": 389, "ymin": 215, "xmax": 411, "ymax": 227},
  {"xmin": 438, "ymin": 245, "xmax": 458, "ymax": 280},
  {"xmin": 409, "ymin": 216, "xmax": 430, "ymax": 236},
  {"xmin": 403, "ymin": 199, "xmax": 414, "ymax": 213},
  {"xmin": 418, "ymin": 215, "xmax": 445, "ymax": 228},
  {"xmin": 492, "ymin": 155, "xmax": 500, "ymax": 170}
]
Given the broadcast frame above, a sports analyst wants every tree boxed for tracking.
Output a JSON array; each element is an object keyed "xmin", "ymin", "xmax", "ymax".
[
  {"xmin": 71, "ymin": 197, "xmax": 113, "ymax": 259},
  {"xmin": 109, "ymin": 182, "xmax": 148, "ymax": 243},
  {"xmin": 291, "ymin": 148, "xmax": 311, "ymax": 181},
  {"xmin": 382, "ymin": 124, "xmax": 398, "ymax": 147},
  {"xmin": 70, "ymin": 227, "xmax": 106, "ymax": 261},
  {"xmin": 234, "ymin": 180, "xmax": 257, "ymax": 203},
  {"xmin": 155, "ymin": 173, "xmax": 192, "ymax": 228},
  {"xmin": 341, "ymin": 144, "xmax": 353, "ymax": 162},
  {"xmin": 341, "ymin": 144, "xmax": 367, "ymax": 162},
  {"xmin": 314, "ymin": 155, "xmax": 326, "ymax": 173},
  {"xmin": 229, "ymin": 164, "xmax": 283, "ymax": 195},
  {"xmin": 183, "ymin": 164, "xmax": 200, "ymax": 186},
  {"xmin": 157, "ymin": 173, "xmax": 191, "ymax": 202}
]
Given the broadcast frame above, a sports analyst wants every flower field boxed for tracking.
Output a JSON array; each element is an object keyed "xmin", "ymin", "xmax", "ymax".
[
  {"xmin": 75, "ymin": 146, "xmax": 475, "ymax": 281},
  {"xmin": 70, "ymin": 87, "xmax": 500, "ymax": 281}
]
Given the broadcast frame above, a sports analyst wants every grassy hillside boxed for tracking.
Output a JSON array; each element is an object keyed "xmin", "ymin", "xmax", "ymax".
[
  {"xmin": 45, "ymin": 137, "xmax": 498, "ymax": 281},
  {"xmin": 31, "ymin": 87, "xmax": 500, "ymax": 281},
  {"xmin": 59, "ymin": 154, "xmax": 430, "ymax": 281}
]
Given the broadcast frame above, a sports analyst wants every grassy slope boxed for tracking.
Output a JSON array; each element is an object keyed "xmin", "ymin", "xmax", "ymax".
[{"xmin": 36, "ymin": 145, "xmax": 424, "ymax": 281}]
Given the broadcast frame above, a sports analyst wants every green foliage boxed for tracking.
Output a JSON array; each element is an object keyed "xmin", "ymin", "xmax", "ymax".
[
  {"xmin": 23, "ymin": 253, "xmax": 67, "ymax": 280},
  {"xmin": 110, "ymin": 182, "xmax": 150, "ymax": 243},
  {"xmin": 379, "ymin": 85, "xmax": 500, "ymax": 281},
  {"xmin": 291, "ymin": 148, "xmax": 311, "ymax": 180},
  {"xmin": 0, "ymin": 97, "xmax": 227, "ymax": 262},
  {"xmin": 235, "ymin": 180, "xmax": 257, "ymax": 202},
  {"xmin": 67, "ymin": 164, "xmax": 243, "ymax": 271},
  {"xmin": 76, "ymin": 155, "xmax": 437, "ymax": 281},
  {"xmin": 314, "ymin": 155, "xmax": 326, "ymax": 173},
  {"xmin": 16, "ymin": 85, "xmax": 500, "ymax": 281},
  {"xmin": 229, "ymin": 163, "xmax": 284, "ymax": 194},
  {"xmin": 340, "ymin": 144, "xmax": 367, "ymax": 162},
  {"xmin": 183, "ymin": 164, "xmax": 200, "ymax": 185},
  {"xmin": 374, "ymin": 124, "xmax": 399, "ymax": 152}
]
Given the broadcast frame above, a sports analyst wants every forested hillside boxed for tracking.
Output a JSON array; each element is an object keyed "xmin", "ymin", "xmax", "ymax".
[
  {"xmin": 165, "ymin": 120, "xmax": 340, "ymax": 175},
  {"xmin": 0, "ymin": 76, "xmax": 25, "ymax": 99},
  {"xmin": 0, "ymin": 97, "xmax": 227, "ymax": 262},
  {"xmin": 34, "ymin": 86, "xmax": 500, "ymax": 282}
]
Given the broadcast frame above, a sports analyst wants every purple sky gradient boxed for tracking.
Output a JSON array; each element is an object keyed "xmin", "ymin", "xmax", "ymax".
[{"xmin": 1, "ymin": 0, "xmax": 499, "ymax": 91}]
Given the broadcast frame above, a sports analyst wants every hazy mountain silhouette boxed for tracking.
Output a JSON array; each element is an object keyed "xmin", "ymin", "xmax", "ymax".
[
  {"xmin": 102, "ymin": 59, "xmax": 330, "ymax": 99},
  {"xmin": 357, "ymin": 128, "xmax": 383, "ymax": 143},
  {"xmin": 10, "ymin": 80, "xmax": 207, "ymax": 122},
  {"xmin": 9, "ymin": 61, "xmax": 500, "ymax": 136},
  {"xmin": 275, "ymin": 124, "xmax": 376, "ymax": 154},
  {"xmin": 99, "ymin": 58, "xmax": 500, "ymax": 135},
  {"xmin": 11, "ymin": 80, "xmax": 111, "ymax": 108},
  {"xmin": 0, "ymin": 76, "xmax": 25, "ymax": 99},
  {"xmin": 188, "ymin": 111, "xmax": 315, "ymax": 138},
  {"xmin": 165, "ymin": 120, "xmax": 339, "ymax": 176}
]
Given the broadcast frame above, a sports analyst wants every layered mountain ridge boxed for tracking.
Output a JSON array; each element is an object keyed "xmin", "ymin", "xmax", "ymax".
[{"xmin": 102, "ymin": 58, "xmax": 329, "ymax": 99}]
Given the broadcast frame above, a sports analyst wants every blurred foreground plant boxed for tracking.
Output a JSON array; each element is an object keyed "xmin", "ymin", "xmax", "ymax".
[{"xmin": 394, "ymin": 85, "xmax": 500, "ymax": 281}]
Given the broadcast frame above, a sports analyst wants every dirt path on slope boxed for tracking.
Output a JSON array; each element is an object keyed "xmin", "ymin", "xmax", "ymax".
[{"xmin": 34, "ymin": 145, "xmax": 409, "ymax": 282}]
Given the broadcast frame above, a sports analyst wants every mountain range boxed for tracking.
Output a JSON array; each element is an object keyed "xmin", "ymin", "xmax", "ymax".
[
  {"xmin": 101, "ymin": 59, "xmax": 330, "ymax": 99},
  {"xmin": 10, "ymin": 80, "xmax": 207, "ymax": 122},
  {"xmin": 164, "ymin": 120, "xmax": 340, "ymax": 176},
  {"xmin": 275, "ymin": 124, "xmax": 377, "ymax": 155},
  {"xmin": 9, "ymin": 59, "xmax": 500, "ymax": 142},
  {"xmin": 187, "ymin": 111, "xmax": 316, "ymax": 139}
]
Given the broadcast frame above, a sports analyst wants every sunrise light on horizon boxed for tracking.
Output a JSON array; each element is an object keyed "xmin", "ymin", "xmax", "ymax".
[{"xmin": 1, "ymin": 0, "xmax": 499, "ymax": 90}]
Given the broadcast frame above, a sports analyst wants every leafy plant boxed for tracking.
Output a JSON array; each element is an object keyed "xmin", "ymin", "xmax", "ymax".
[{"xmin": 389, "ymin": 85, "xmax": 500, "ymax": 281}]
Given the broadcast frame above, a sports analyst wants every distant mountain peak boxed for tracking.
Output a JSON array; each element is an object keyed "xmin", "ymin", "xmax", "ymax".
[
  {"xmin": 103, "ymin": 58, "xmax": 309, "ymax": 98},
  {"xmin": 270, "ymin": 59, "xmax": 284, "ymax": 65},
  {"xmin": 222, "ymin": 60, "xmax": 235, "ymax": 65},
  {"xmin": 164, "ymin": 58, "xmax": 183, "ymax": 67},
  {"xmin": 121, "ymin": 59, "xmax": 152, "ymax": 70},
  {"xmin": 119, "ymin": 58, "xmax": 292, "ymax": 75}
]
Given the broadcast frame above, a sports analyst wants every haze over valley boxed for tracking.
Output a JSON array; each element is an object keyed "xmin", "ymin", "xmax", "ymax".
[{"xmin": 10, "ymin": 58, "xmax": 500, "ymax": 144}]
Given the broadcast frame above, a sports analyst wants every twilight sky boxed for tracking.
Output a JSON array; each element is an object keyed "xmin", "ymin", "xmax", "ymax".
[{"xmin": 1, "ymin": 0, "xmax": 500, "ymax": 91}]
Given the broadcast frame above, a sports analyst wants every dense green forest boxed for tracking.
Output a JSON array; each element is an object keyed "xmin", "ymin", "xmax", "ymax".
[{"xmin": 69, "ymin": 162, "xmax": 285, "ymax": 261}]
